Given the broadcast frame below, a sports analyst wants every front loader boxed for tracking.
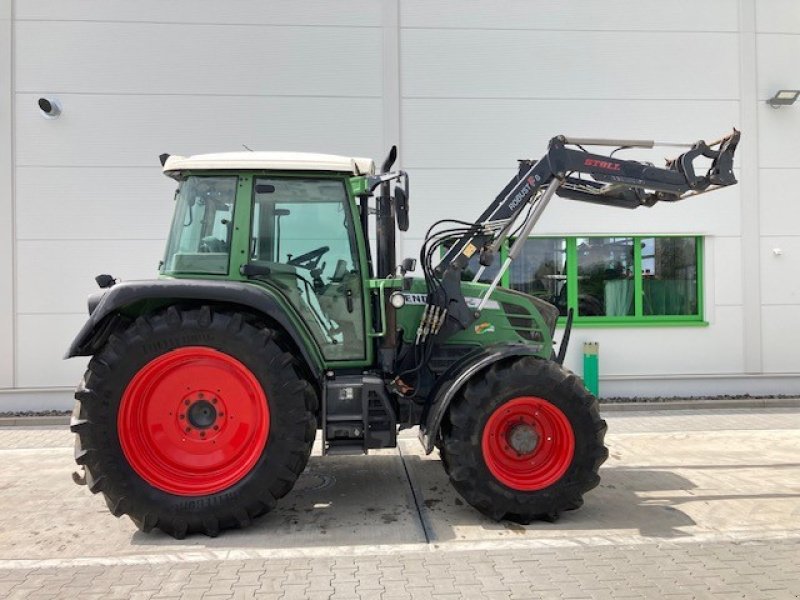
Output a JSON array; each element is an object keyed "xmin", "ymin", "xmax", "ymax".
[{"xmin": 67, "ymin": 131, "xmax": 740, "ymax": 538}]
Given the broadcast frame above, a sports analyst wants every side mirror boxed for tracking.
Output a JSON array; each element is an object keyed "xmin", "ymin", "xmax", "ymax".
[
  {"xmin": 400, "ymin": 257, "xmax": 416, "ymax": 274},
  {"xmin": 395, "ymin": 186, "xmax": 409, "ymax": 232},
  {"xmin": 95, "ymin": 274, "xmax": 116, "ymax": 289}
]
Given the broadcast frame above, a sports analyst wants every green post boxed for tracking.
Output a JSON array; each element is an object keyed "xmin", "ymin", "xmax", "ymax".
[{"xmin": 583, "ymin": 342, "xmax": 599, "ymax": 397}]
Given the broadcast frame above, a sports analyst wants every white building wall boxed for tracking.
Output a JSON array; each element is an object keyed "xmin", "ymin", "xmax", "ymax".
[
  {"xmin": 7, "ymin": 0, "xmax": 387, "ymax": 408},
  {"xmin": 0, "ymin": 0, "xmax": 13, "ymax": 390},
  {"xmin": 1, "ymin": 0, "xmax": 799, "ymax": 409},
  {"xmin": 398, "ymin": 0, "xmax": 752, "ymax": 394},
  {"xmin": 756, "ymin": 0, "xmax": 800, "ymax": 376}
]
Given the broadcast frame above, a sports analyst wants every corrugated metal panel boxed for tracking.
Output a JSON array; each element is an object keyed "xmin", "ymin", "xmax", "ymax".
[
  {"xmin": 762, "ymin": 306, "xmax": 800, "ymax": 372},
  {"xmin": 16, "ymin": 314, "xmax": 89, "ymax": 387},
  {"xmin": 14, "ymin": 0, "xmax": 382, "ymax": 27},
  {"xmin": 760, "ymin": 170, "xmax": 800, "ymax": 236},
  {"xmin": 15, "ymin": 94, "xmax": 384, "ymax": 167},
  {"xmin": 401, "ymin": 30, "xmax": 739, "ymax": 100},
  {"xmin": 401, "ymin": 0, "xmax": 738, "ymax": 32},
  {"xmin": 15, "ymin": 167, "xmax": 173, "ymax": 240},
  {"xmin": 756, "ymin": 0, "xmax": 800, "ymax": 34},
  {"xmin": 15, "ymin": 21, "xmax": 382, "ymax": 96},
  {"xmin": 16, "ymin": 239, "xmax": 165, "ymax": 314}
]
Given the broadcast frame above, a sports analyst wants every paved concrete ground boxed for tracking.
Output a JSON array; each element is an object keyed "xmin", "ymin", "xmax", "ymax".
[{"xmin": 0, "ymin": 408, "xmax": 799, "ymax": 599}]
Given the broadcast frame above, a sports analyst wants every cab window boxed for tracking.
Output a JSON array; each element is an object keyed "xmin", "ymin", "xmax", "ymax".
[
  {"xmin": 162, "ymin": 176, "xmax": 237, "ymax": 275},
  {"xmin": 251, "ymin": 178, "xmax": 365, "ymax": 361}
]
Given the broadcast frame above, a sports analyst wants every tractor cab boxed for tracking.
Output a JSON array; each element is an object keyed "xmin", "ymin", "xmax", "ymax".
[{"xmin": 160, "ymin": 152, "xmax": 386, "ymax": 364}]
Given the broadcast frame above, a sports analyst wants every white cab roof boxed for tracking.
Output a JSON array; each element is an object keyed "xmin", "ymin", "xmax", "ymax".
[{"xmin": 163, "ymin": 151, "xmax": 376, "ymax": 176}]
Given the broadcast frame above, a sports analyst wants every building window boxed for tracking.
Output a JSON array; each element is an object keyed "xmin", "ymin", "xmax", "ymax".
[
  {"xmin": 507, "ymin": 236, "xmax": 704, "ymax": 326},
  {"xmin": 576, "ymin": 237, "xmax": 635, "ymax": 317},
  {"xmin": 640, "ymin": 237, "xmax": 698, "ymax": 316},
  {"xmin": 509, "ymin": 238, "xmax": 569, "ymax": 316}
]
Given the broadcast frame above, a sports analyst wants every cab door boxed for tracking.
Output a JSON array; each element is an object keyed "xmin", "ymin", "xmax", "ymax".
[{"xmin": 250, "ymin": 176, "xmax": 367, "ymax": 362}]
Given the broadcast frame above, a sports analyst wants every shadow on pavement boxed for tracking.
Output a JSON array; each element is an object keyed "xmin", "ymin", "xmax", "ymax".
[
  {"xmin": 129, "ymin": 454, "xmax": 427, "ymax": 550},
  {"xmin": 401, "ymin": 455, "xmax": 700, "ymax": 541},
  {"xmin": 128, "ymin": 455, "xmax": 703, "ymax": 548},
  {"xmin": 128, "ymin": 452, "xmax": 800, "ymax": 548}
]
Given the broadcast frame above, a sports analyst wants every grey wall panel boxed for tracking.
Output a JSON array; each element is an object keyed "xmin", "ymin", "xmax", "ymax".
[
  {"xmin": 16, "ymin": 167, "xmax": 174, "ymax": 240},
  {"xmin": 16, "ymin": 313, "xmax": 88, "ymax": 387},
  {"xmin": 760, "ymin": 169, "xmax": 800, "ymax": 236},
  {"xmin": 557, "ymin": 306, "xmax": 745, "ymax": 377},
  {"xmin": 401, "ymin": 0, "xmax": 738, "ymax": 32},
  {"xmin": 762, "ymin": 305, "xmax": 800, "ymax": 373},
  {"xmin": 402, "ymin": 99, "xmax": 740, "ymax": 169},
  {"xmin": 756, "ymin": 33, "xmax": 800, "ymax": 101},
  {"xmin": 15, "ymin": 0, "xmax": 381, "ymax": 26},
  {"xmin": 0, "ymin": 0, "xmax": 12, "ymax": 388},
  {"xmin": 16, "ymin": 21, "xmax": 382, "ymax": 96},
  {"xmin": 759, "ymin": 102, "xmax": 800, "ymax": 169},
  {"xmin": 713, "ymin": 236, "xmax": 743, "ymax": 307},
  {"xmin": 16, "ymin": 239, "xmax": 165, "ymax": 314},
  {"xmin": 15, "ymin": 94, "xmax": 384, "ymax": 167},
  {"xmin": 760, "ymin": 236, "xmax": 800, "ymax": 305},
  {"xmin": 401, "ymin": 30, "xmax": 739, "ymax": 100},
  {"xmin": 757, "ymin": 35, "xmax": 800, "ymax": 170},
  {"xmin": 756, "ymin": 0, "xmax": 800, "ymax": 34}
]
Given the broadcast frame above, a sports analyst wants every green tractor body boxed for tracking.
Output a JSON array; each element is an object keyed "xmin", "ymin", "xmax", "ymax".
[{"xmin": 67, "ymin": 132, "xmax": 739, "ymax": 537}]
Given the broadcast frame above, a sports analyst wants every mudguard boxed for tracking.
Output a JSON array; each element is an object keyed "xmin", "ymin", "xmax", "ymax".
[
  {"xmin": 418, "ymin": 343, "xmax": 542, "ymax": 454},
  {"xmin": 64, "ymin": 279, "xmax": 322, "ymax": 378}
]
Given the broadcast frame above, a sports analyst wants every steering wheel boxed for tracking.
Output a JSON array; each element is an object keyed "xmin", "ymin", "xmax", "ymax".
[{"xmin": 286, "ymin": 245, "xmax": 329, "ymax": 271}]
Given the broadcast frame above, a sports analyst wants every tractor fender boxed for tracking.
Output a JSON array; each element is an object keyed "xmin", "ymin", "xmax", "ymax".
[
  {"xmin": 64, "ymin": 279, "xmax": 322, "ymax": 378},
  {"xmin": 418, "ymin": 343, "xmax": 542, "ymax": 454}
]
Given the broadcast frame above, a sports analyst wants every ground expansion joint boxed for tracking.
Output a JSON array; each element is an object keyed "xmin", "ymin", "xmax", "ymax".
[{"xmin": 397, "ymin": 443, "xmax": 435, "ymax": 544}]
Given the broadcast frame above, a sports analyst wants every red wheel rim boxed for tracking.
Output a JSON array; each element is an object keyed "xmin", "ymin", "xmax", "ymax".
[
  {"xmin": 481, "ymin": 396, "xmax": 574, "ymax": 491},
  {"xmin": 118, "ymin": 347, "xmax": 269, "ymax": 496}
]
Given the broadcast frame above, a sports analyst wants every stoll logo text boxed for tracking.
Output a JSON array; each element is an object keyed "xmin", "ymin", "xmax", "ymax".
[{"xmin": 584, "ymin": 158, "xmax": 621, "ymax": 171}]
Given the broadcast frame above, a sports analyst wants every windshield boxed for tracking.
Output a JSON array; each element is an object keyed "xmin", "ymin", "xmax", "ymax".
[{"xmin": 161, "ymin": 176, "xmax": 238, "ymax": 275}]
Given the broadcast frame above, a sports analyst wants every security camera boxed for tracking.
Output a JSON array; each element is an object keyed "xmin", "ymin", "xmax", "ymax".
[{"xmin": 37, "ymin": 97, "xmax": 62, "ymax": 119}]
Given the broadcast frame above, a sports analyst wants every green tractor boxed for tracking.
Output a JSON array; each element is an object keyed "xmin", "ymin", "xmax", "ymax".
[{"xmin": 67, "ymin": 132, "xmax": 739, "ymax": 538}]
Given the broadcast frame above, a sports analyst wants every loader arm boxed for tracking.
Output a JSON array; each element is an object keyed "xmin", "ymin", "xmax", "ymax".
[{"xmin": 415, "ymin": 129, "xmax": 740, "ymax": 345}]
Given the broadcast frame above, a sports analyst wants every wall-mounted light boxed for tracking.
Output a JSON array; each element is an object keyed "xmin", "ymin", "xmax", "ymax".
[
  {"xmin": 767, "ymin": 89, "xmax": 800, "ymax": 108},
  {"xmin": 37, "ymin": 96, "xmax": 62, "ymax": 119}
]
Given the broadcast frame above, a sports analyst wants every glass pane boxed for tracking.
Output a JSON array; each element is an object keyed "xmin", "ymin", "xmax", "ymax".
[
  {"xmin": 162, "ymin": 176, "xmax": 237, "ymax": 275},
  {"xmin": 577, "ymin": 237, "xmax": 634, "ymax": 317},
  {"xmin": 641, "ymin": 237, "xmax": 698, "ymax": 316},
  {"xmin": 509, "ymin": 238, "xmax": 569, "ymax": 317},
  {"xmin": 252, "ymin": 178, "xmax": 365, "ymax": 361}
]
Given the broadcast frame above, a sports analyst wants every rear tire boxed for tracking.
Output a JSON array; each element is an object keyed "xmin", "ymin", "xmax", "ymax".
[
  {"xmin": 440, "ymin": 357, "xmax": 607, "ymax": 522},
  {"xmin": 71, "ymin": 306, "xmax": 317, "ymax": 538}
]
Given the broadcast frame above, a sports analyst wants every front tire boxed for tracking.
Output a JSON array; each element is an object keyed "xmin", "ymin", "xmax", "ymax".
[
  {"xmin": 440, "ymin": 357, "xmax": 607, "ymax": 522},
  {"xmin": 71, "ymin": 306, "xmax": 317, "ymax": 538}
]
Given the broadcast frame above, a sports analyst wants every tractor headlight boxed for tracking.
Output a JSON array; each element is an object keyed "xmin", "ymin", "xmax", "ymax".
[{"xmin": 389, "ymin": 292, "xmax": 406, "ymax": 309}]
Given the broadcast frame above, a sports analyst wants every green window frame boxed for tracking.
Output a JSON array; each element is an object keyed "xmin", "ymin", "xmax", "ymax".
[{"xmin": 502, "ymin": 235, "xmax": 706, "ymax": 328}]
